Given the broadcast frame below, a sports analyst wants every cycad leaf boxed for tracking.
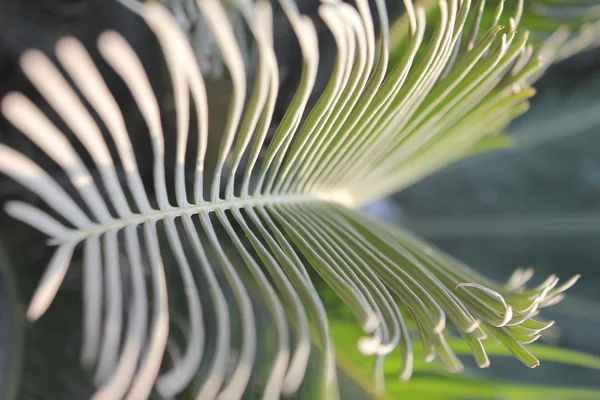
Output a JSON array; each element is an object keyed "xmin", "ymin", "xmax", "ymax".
[
  {"xmin": 451, "ymin": 337, "xmax": 600, "ymax": 370},
  {"xmin": 332, "ymin": 320, "xmax": 600, "ymax": 400},
  {"xmin": 390, "ymin": 0, "xmax": 600, "ymax": 67},
  {"xmin": 0, "ymin": 0, "xmax": 592, "ymax": 399}
]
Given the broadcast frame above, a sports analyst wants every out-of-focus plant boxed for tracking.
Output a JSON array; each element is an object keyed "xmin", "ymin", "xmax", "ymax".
[{"xmin": 0, "ymin": 0, "xmax": 599, "ymax": 399}]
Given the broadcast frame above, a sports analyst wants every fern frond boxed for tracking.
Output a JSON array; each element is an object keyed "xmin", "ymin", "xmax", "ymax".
[{"xmin": 0, "ymin": 0, "xmax": 591, "ymax": 399}]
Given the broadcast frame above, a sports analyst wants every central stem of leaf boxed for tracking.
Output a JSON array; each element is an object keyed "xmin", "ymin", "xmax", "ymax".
[{"xmin": 51, "ymin": 193, "xmax": 333, "ymax": 245}]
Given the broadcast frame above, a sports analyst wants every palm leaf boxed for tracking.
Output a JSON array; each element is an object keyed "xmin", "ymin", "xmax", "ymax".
[
  {"xmin": 0, "ymin": 0, "xmax": 595, "ymax": 399},
  {"xmin": 331, "ymin": 320, "xmax": 600, "ymax": 399},
  {"xmin": 389, "ymin": 0, "xmax": 600, "ymax": 66}
]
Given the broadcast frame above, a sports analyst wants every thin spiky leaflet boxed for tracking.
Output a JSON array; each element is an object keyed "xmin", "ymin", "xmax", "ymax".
[{"xmin": 0, "ymin": 0, "xmax": 585, "ymax": 399}]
